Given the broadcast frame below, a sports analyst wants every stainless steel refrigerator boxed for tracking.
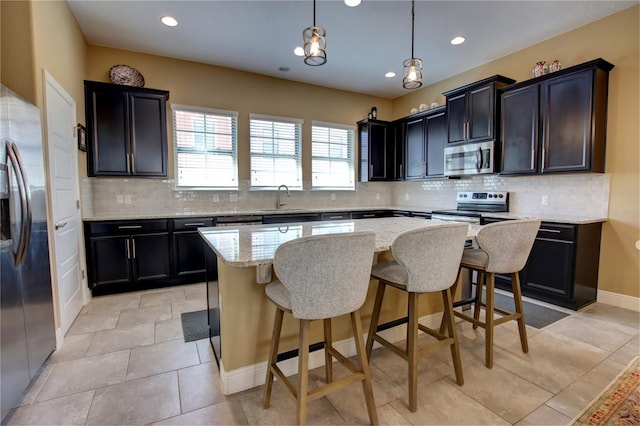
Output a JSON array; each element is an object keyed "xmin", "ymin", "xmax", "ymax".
[{"xmin": 1, "ymin": 85, "xmax": 56, "ymax": 421}]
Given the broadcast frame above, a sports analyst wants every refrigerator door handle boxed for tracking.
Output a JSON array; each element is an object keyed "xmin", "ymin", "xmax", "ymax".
[{"xmin": 7, "ymin": 142, "xmax": 32, "ymax": 266}]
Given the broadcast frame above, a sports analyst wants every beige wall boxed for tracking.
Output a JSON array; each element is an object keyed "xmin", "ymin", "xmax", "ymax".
[
  {"xmin": 1, "ymin": 1, "xmax": 37, "ymax": 103},
  {"xmin": 393, "ymin": 6, "xmax": 640, "ymax": 299},
  {"xmin": 85, "ymin": 47, "xmax": 392, "ymax": 182}
]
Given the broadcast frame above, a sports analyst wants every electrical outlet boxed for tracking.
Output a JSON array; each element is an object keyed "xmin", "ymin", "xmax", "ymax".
[
  {"xmin": 405, "ymin": 193, "xmax": 409, "ymax": 201},
  {"xmin": 117, "ymin": 195, "xmax": 124, "ymax": 204},
  {"xmin": 124, "ymin": 195, "xmax": 132, "ymax": 204},
  {"xmin": 213, "ymin": 194, "xmax": 219, "ymax": 203},
  {"xmin": 541, "ymin": 195, "xmax": 549, "ymax": 205},
  {"xmin": 229, "ymin": 193, "xmax": 238, "ymax": 202},
  {"xmin": 330, "ymin": 193, "xmax": 336, "ymax": 201},
  {"xmin": 375, "ymin": 193, "xmax": 380, "ymax": 200}
]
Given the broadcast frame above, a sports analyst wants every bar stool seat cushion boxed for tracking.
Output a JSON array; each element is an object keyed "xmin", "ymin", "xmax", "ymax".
[
  {"xmin": 371, "ymin": 261, "xmax": 408, "ymax": 287},
  {"xmin": 265, "ymin": 281, "xmax": 292, "ymax": 311},
  {"xmin": 461, "ymin": 249, "xmax": 489, "ymax": 269}
]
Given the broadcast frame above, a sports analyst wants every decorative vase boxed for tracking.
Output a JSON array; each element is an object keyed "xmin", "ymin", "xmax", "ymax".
[
  {"xmin": 550, "ymin": 60, "xmax": 562, "ymax": 73},
  {"xmin": 533, "ymin": 61, "xmax": 546, "ymax": 77}
]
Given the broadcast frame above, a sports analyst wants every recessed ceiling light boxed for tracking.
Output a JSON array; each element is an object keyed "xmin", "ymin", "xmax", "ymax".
[
  {"xmin": 385, "ymin": 72, "xmax": 396, "ymax": 78},
  {"xmin": 293, "ymin": 46, "xmax": 305, "ymax": 56},
  {"xmin": 161, "ymin": 16, "xmax": 178, "ymax": 27},
  {"xmin": 451, "ymin": 35, "xmax": 466, "ymax": 45},
  {"xmin": 345, "ymin": 0, "xmax": 361, "ymax": 6}
]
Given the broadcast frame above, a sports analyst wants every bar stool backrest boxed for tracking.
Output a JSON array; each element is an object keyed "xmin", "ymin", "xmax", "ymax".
[
  {"xmin": 273, "ymin": 231, "xmax": 376, "ymax": 320},
  {"xmin": 391, "ymin": 223, "xmax": 468, "ymax": 293},
  {"xmin": 475, "ymin": 219, "xmax": 541, "ymax": 274}
]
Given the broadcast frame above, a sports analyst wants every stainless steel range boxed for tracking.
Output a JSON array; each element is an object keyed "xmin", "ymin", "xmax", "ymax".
[{"xmin": 431, "ymin": 191, "xmax": 509, "ymax": 224}]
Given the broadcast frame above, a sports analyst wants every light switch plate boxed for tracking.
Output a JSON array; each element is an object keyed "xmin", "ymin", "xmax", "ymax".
[
  {"xmin": 229, "ymin": 193, "xmax": 238, "ymax": 202},
  {"xmin": 213, "ymin": 194, "xmax": 219, "ymax": 203}
]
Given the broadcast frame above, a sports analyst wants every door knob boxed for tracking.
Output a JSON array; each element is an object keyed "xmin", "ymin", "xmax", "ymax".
[{"xmin": 55, "ymin": 221, "xmax": 67, "ymax": 230}]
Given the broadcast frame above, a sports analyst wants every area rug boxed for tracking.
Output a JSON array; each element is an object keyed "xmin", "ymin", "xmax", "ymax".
[
  {"xmin": 181, "ymin": 308, "xmax": 219, "ymax": 342},
  {"xmin": 571, "ymin": 356, "xmax": 640, "ymax": 425},
  {"xmin": 481, "ymin": 288, "xmax": 570, "ymax": 329}
]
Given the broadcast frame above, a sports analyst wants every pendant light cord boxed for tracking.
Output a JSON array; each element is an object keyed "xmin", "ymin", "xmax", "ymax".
[
  {"xmin": 410, "ymin": 0, "xmax": 415, "ymax": 58},
  {"xmin": 313, "ymin": 0, "xmax": 317, "ymax": 26}
]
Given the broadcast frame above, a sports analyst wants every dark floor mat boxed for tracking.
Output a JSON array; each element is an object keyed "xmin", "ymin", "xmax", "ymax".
[
  {"xmin": 181, "ymin": 308, "xmax": 219, "ymax": 342},
  {"xmin": 482, "ymin": 289, "xmax": 570, "ymax": 329}
]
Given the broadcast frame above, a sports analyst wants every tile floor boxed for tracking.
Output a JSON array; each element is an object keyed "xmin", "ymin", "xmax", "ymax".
[{"xmin": 5, "ymin": 283, "xmax": 639, "ymax": 425}]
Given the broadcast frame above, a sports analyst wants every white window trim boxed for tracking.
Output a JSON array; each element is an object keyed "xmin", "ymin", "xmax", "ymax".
[
  {"xmin": 172, "ymin": 104, "xmax": 239, "ymax": 190},
  {"xmin": 311, "ymin": 120, "xmax": 356, "ymax": 191}
]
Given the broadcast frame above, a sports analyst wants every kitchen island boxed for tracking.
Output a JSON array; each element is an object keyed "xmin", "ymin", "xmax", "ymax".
[{"xmin": 198, "ymin": 217, "xmax": 479, "ymax": 394}]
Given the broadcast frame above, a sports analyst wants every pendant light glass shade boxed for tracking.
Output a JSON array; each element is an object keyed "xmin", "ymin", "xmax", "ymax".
[
  {"xmin": 402, "ymin": 1, "xmax": 423, "ymax": 89},
  {"xmin": 303, "ymin": 26, "xmax": 327, "ymax": 66},
  {"xmin": 303, "ymin": 0, "xmax": 327, "ymax": 66}
]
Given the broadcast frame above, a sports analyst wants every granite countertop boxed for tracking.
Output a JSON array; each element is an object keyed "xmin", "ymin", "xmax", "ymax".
[
  {"xmin": 83, "ymin": 206, "xmax": 607, "ymax": 225},
  {"xmin": 198, "ymin": 217, "xmax": 480, "ymax": 268}
]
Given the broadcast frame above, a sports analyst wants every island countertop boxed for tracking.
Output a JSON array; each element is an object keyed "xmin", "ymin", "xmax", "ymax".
[{"xmin": 198, "ymin": 217, "xmax": 479, "ymax": 268}]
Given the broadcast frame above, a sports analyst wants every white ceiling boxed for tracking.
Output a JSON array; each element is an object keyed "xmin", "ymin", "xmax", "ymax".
[{"xmin": 67, "ymin": 0, "xmax": 636, "ymax": 99}]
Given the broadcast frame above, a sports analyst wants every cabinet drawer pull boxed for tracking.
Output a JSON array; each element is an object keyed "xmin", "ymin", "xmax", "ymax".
[
  {"xmin": 118, "ymin": 225, "xmax": 142, "ymax": 229},
  {"xmin": 539, "ymin": 228, "xmax": 561, "ymax": 233},
  {"xmin": 327, "ymin": 216, "xmax": 344, "ymax": 220},
  {"xmin": 184, "ymin": 222, "xmax": 205, "ymax": 227},
  {"xmin": 362, "ymin": 214, "xmax": 376, "ymax": 218}
]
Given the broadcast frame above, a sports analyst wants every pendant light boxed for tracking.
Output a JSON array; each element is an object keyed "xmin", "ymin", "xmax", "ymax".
[
  {"xmin": 402, "ymin": 0, "xmax": 423, "ymax": 89},
  {"xmin": 303, "ymin": 0, "xmax": 327, "ymax": 66}
]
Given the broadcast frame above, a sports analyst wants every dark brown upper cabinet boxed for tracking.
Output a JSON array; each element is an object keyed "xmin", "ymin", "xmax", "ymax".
[
  {"xmin": 358, "ymin": 119, "xmax": 403, "ymax": 181},
  {"xmin": 444, "ymin": 75, "xmax": 515, "ymax": 145},
  {"xmin": 403, "ymin": 107, "xmax": 447, "ymax": 180},
  {"xmin": 84, "ymin": 80, "xmax": 169, "ymax": 177},
  {"xmin": 500, "ymin": 59, "xmax": 614, "ymax": 175}
]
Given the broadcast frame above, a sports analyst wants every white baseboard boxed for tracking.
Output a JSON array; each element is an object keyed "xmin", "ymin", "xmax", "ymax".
[
  {"xmin": 597, "ymin": 290, "xmax": 640, "ymax": 312},
  {"xmin": 219, "ymin": 312, "xmax": 441, "ymax": 395}
]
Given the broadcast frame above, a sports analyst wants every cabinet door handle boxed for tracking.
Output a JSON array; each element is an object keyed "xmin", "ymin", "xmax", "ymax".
[
  {"xmin": 130, "ymin": 153, "xmax": 135, "ymax": 173},
  {"xmin": 184, "ymin": 222, "xmax": 206, "ymax": 227},
  {"xmin": 131, "ymin": 238, "xmax": 136, "ymax": 258},
  {"xmin": 541, "ymin": 147, "xmax": 546, "ymax": 170},
  {"xmin": 126, "ymin": 153, "xmax": 131, "ymax": 173},
  {"xmin": 125, "ymin": 240, "xmax": 130, "ymax": 259},
  {"xmin": 539, "ymin": 228, "xmax": 561, "ymax": 233},
  {"xmin": 467, "ymin": 122, "xmax": 471, "ymax": 139},
  {"xmin": 531, "ymin": 148, "xmax": 535, "ymax": 170},
  {"xmin": 399, "ymin": 164, "xmax": 403, "ymax": 177},
  {"xmin": 369, "ymin": 164, "xmax": 373, "ymax": 177},
  {"xmin": 118, "ymin": 225, "xmax": 142, "ymax": 229}
]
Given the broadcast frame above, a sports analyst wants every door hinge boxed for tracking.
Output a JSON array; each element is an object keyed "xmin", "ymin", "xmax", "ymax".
[
  {"xmin": 73, "ymin": 126, "xmax": 77, "ymax": 138},
  {"xmin": 81, "ymin": 270, "xmax": 85, "ymax": 279},
  {"xmin": 77, "ymin": 200, "xmax": 80, "ymax": 210}
]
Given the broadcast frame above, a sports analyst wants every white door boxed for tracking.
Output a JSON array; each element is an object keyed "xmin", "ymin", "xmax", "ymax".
[{"xmin": 43, "ymin": 71, "xmax": 84, "ymax": 338}]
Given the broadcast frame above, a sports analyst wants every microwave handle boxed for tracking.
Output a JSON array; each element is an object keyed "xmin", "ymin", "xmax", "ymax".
[{"xmin": 475, "ymin": 147, "xmax": 482, "ymax": 170}]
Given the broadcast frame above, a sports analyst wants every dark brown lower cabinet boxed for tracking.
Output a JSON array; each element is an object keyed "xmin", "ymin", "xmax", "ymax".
[
  {"xmin": 85, "ymin": 218, "xmax": 215, "ymax": 296},
  {"xmin": 481, "ymin": 218, "xmax": 602, "ymax": 310}
]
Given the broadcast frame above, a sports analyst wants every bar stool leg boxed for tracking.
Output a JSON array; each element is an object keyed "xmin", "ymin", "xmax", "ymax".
[
  {"xmin": 439, "ymin": 268, "xmax": 462, "ymax": 335},
  {"xmin": 297, "ymin": 319, "xmax": 310, "ymax": 426},
  {"xmin": 407, "ymin": 292, "xmax": 419, "ymax": 412},
  {"xmin": 484, "ymin": 273, "xmax": 495, "ymax": 368},
  {"xmin": 442, "ymin": 288, "xmax": 464, "ymax": 385},
  {"xmin": 263, "ymin": 308, "xmax": 284, "ymax": 408},
  {"xmin": 473, "ymin": 271, "xmax": 485, "ymax": 329},
  {"xmin": 324, "ymin": 318, "xmax": 333, "ymax": 383},
  {"xmin": 511, "ymin": 272, "xmax": 529, "ymax": 353},
  {"xmin": 366, "ymin": 281, "xmax": 386, "ymax": 359},
  {"xmin": 351, "ymin": 311, "xmax": 379, "ymax": 425}
]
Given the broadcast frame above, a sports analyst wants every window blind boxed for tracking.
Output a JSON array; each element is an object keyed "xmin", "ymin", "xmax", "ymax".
[
  {"xmin": 311, "ymin": 122, "xmax": 355, "ymax": 190},
  {"xmin": 173, "ymin": 105, "xmax": 238, "ymax": 189},
  {"xmin": 249, "ymin": 114, "xmax": 303, "ymax": 190}
]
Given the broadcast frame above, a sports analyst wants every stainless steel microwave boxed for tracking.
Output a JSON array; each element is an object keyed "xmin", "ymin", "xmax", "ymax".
[{"xmin": 444, "ymin": 141, "xmax": 494, "ymax": 176}]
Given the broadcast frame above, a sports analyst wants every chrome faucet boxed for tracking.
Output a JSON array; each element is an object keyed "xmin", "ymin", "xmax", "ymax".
[{"xmin": 276, "ymin": 184, "xmax": 290, "ymax": 209}]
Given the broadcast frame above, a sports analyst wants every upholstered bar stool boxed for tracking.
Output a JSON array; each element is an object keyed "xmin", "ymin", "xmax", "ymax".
[
  {"xmin": 450, "ymin": 219, "xmax": 541, "ymax": 368},
  {"xmin": 365, "ymin": 223, "xmax": 468, "ymax": 412},
  {"xmin": 263, "ymin": 232, "xmax": 378, "ymax": 426}
]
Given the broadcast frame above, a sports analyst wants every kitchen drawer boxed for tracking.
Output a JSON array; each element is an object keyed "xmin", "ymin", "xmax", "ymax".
[
  {"xmin": 537, "ymin": 223, "xmax": 575, "ymax": 241},
  {"xmin": 351, "ymin": 210, "xmax": 393, "ymax": 219},
  {"xmin": 173, "ymin": 218, "xmax": 214, "ymax": 230},
  {"xmin": 88, "ymin": 219, "xmax": 168, "ymax": 235},
  {"xmin": 321, "ymin": 212, "xmax": 352, "ymax": 221}
]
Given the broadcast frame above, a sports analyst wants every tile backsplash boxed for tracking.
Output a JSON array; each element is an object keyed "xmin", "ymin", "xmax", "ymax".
[{"xmin": 82, "ymin": 173, "xmax": 609, "ymax": 219}]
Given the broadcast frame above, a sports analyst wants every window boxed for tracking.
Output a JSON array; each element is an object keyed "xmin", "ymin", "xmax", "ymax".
[
  {"xmin": 249, "ymin": 114, "xmax": 302, "ymax": 190},
  {"xmin": 173, "ymin": 104, "xmax": 238, "ymax": 189},
  {"xmin": 311, "ymin": 122, "xmax": 355, "ymax": 190}
]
